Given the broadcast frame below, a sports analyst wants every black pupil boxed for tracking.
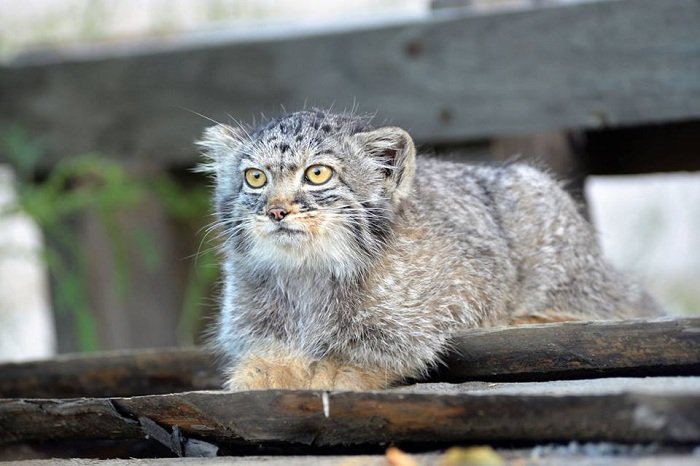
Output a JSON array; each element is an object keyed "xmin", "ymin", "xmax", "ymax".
[
  {"xmin": 313, "ymin": 168, "xmax": 321, "ymax": 176},
  {"xmin": 253, "ymin": 172, "xmax": 260, "ymax": 179}
]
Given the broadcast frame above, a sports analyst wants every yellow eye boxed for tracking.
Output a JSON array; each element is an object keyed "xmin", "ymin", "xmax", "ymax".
[
  {"xmin": 305, "ymin": 165, "xmax": 333, "ymax": 185},
  {"xmin": 244, "ymin": 168, "xmax": 267, "ymax": 188}
]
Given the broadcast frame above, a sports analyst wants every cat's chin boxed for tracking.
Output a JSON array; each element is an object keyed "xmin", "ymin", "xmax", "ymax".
[
  {"xmin": 249, "ymin": 227, "xmax": 363, "ymax": 278},
  {"xmin": 263, "ymin": 226, "xmax": 310, "ymax": 246}
]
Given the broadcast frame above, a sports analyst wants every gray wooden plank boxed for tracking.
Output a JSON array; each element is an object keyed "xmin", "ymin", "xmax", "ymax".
[
  {"xmin": 441, "ymin": 317, "xmax": 700, "ymax": 382},
  {"xmin": 1, "ymin": 377, "xmax": 699, "ymax": 448},
  {"xmin": 0, "ymin": 348, "xmax": 221, "ymax": 399},
  {"xmin": 1, "ymin": 0, "xmax": 698, "ymax": 167},
  {"xmin": 0, "ymin": 397, "xmax": 142, "ymax": 445},
  {"xmin": 396, "ymin": 377, "xmax": 700, "ymax": 396},
  {"xmin": 0, "ymin": 318, "xmax": 697, "ymax": 399}
]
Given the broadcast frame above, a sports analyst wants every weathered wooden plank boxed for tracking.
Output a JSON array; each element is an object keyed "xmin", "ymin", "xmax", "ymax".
[
  {"xmin": 1, "ymin": 0, "xmax": 698, "ymax": 167},
  {"xmin": 0, "ymin": 348, "xmax": 221, "ymax": 399},
  {"xmin": 441, "ymin": 318, "xmax": 700, "ymax": 382},
  {"xmin": 1, "ymin": 378, "xmax": 700, "ymax": 448},
  {"xmin": 0, "ymin": 318, "xmax": 697, "ymax": 398},
  {"xmin": 0, "ymin": 397, "xmax": 142, "ymax": 445}
]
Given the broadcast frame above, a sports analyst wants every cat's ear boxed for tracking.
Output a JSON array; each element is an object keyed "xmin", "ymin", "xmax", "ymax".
[
  {"xmin": 195, "ymin": 124, "xmax": 246, "ymax": 174},
  {"xmin": 354, "ymin": 127, "xmax": 416, "ymax": 203}
]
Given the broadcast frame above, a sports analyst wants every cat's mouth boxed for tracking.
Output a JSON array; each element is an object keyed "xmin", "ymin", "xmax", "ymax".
[
  {"xmin": 256, "ymin": 214, "xmax": 319, "ymax": 244},
  {"xmin": 268, "ymin": 223, "xmax": 308, "ymax": 237}
]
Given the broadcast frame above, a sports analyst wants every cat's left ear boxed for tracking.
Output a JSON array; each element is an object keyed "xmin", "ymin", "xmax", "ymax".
[
  {"xmin": 354, "ymin": 127, "xmax": 416, "ymax": 204},
  {"xmin": 195, "ymin": 124, "xmax": 246, "ymax": 175}
]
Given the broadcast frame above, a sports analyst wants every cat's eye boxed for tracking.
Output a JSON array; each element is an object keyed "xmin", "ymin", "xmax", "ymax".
[
  {"xmin": 244, "ymin": 168, "xmax": 267, "ymax": 188},
  {"xmin": 305, "ymin": 165, "xmax": 333, "ymax": 185}
]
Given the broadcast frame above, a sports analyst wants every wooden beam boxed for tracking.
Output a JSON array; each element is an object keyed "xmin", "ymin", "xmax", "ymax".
[
  {"xmin": 0, "ymin": 318, "xmax": 697, "ymax": 399},
  {"xmin": 0, "ymin": 348, "xmax": 221, "ymax": 399},
  {"xmin": 2, "ymin": 378, "xmax": 700, "ymax": 448},
  {"xmin": 1, "ymin": 0, "xmax": 698, "ymax": 166},
  {"xmin": 440, "ymin": 317, "xmax": 700, "ymax": 382}
]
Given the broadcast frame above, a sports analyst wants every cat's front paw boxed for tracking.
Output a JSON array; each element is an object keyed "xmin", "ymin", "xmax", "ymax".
[
  {"xmin": 309, "ymin": 359, "xmax": 398, "ymax": 391},
  {"xmin": 225, "ymin": 350, "xmax": 313, "ymax": 390}
]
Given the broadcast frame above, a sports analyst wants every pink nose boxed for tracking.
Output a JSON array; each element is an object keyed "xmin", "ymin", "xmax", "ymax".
[{"xmin": 267, "ymin": 207, "xmax": 288, "ymax": 221}]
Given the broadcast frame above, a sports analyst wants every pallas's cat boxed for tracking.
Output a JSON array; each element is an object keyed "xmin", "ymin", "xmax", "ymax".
[{"xmin": 199, "ymin": 110, "xmax": 660, "ymax": 390}]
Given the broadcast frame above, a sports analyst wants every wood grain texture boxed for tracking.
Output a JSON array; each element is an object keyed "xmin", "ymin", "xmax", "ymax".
[
  {"xmin": 441, "ymin": 318, "xmax": 700, "ymax": 382},
  {"xmin": 0, "ymin": 348, "xmax": 221, "ymax": 399},
  {"xmin": 1, "ymin": 0, "xmax": 698, "ymax": 167},
  {"xmin": 1, "ymin": 378, "xmax": 700, "ymax": 447},
  {"xmin": 0, "ymin": 318, "xmax": 697, "ymax": 399}
]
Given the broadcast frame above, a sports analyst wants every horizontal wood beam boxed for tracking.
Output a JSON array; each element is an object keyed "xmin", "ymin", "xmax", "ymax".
[
  {"xmin": 1, "ymin": 0, "xmax": 698, "ymax": 167},
  {"xmin": 440, "ymin": 317, "xmax": 700, "ymax": 382},
  {"xmin": 2, "ymin": 378, "xmax": 700, "ymax": 448},
  {"xmin": 0, "ymin": 348, "xmax": 221, "ymax": 399},
  {"xmin": 0, "ymin": 318, "xmax": 697, "ymax": 399}
]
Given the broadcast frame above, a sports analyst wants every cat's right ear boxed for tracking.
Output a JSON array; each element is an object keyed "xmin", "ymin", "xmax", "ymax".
[
  {"xmin": 353, "ymin": 127, "xmax": 416, "ymax": 204},
  {"xmin": 195, "ymin": 124, "xmax": 246, "ymax": 174}
]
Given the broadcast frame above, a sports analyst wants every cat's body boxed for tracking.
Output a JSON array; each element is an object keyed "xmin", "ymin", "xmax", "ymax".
[{"xmin": 200, "ymin": 110, "xmax": 661, "ymax": 390}]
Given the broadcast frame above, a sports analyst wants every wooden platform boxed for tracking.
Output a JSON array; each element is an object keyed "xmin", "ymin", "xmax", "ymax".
[
  {"xmin": 1, "ymin": 318, "xmax": 699, "ymax": 461},
  {"xmin": 2, "ymin": 0, "xmax": 699, "ymax": 167}
]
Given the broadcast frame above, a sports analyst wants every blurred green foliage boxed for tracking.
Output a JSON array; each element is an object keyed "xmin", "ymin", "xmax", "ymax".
[{"xmin": 1, "ymin": 125, "xmax": 218, "ymax": 350}]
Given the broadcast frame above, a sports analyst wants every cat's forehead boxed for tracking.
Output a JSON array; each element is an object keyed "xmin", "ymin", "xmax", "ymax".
[
  {"xmin": 254, "ymin": 112, "xmax": 369, "ymax": 145},
  {"xmin": 244, "ymin": 111, "xmax": 372, "ymax": 167}
]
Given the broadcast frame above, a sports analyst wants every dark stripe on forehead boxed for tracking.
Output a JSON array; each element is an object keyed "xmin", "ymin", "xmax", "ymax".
[{"xmin": 281, "ymin": 162, "xmax": 300, "ymax": 173}]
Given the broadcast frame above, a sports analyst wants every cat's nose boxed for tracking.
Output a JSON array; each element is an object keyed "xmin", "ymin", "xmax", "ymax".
[{"xmin": 267, "ymin": 207, "xmax": 288, "ymax": 222}]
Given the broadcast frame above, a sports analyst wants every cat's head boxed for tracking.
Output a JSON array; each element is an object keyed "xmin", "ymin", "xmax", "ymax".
[{"xmin": 198, "ymin": 111, "xmax": 416, "ymax": 276}]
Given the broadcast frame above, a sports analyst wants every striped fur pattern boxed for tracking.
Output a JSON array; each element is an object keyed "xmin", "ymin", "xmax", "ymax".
[{"xmin": 199, "ymin": 110, "xmax": 661, "ymax": 390}]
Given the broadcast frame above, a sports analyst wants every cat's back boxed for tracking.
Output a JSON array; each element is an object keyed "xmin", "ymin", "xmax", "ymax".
[
  {"xmin": 411, "ymin": 158, "xmax": 541, "ymax": 245},
  {"xmin": 409, "ymin": 158, "xmax": 587, "ymax": 302},
  {"xmin": 411, "ymin": 157, "xmax": 660, "ymax": 320},
  {"xmin": 412, "ymin": 157, "xmax": 591, "ymax": 254}
]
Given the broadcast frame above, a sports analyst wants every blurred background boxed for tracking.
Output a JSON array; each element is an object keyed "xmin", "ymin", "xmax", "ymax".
[{"xmin": 0, "ymin": 0, "xmax": 698, "ymax": 362}]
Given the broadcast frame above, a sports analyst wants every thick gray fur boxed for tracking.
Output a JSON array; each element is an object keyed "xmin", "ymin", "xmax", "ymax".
[{"xmin": 198, "ymin": 110, "xmax": 661, "ymax": 382}]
